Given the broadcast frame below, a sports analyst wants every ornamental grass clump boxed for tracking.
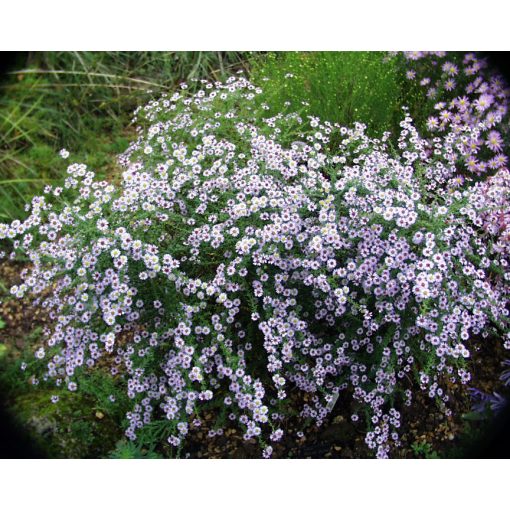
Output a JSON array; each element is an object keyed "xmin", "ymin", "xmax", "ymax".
[
  {"xmin": 250, "ymin": 51, "xmax": 403, "ymax": 137},
  {"xmin": 1, "ymin": 76, "xmax": 509, "ymax": 458},
  {"xmin": 401, "ymin": 51, "xmax": 510, "ymax": 178}
]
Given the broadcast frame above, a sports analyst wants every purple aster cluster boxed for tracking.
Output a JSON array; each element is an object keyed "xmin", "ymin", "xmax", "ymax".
[
  {"xmin": 1, "ymin": 73, "xmax": 510, "ymax": 458},
  {"xmin": 403, "ymin": 51, "xmax": 510, "ymax": 177}
]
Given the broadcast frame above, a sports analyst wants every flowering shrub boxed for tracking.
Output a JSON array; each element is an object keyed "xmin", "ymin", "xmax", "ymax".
[
  {"xmin": 402, "ymin": 51, "xmax": 510, "ymax": 177},
  {"xmin": 1, "ymin": 74, "xmax": 510, "ymax": 458}
]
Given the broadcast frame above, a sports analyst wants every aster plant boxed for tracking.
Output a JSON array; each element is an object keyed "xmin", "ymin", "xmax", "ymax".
[
  {"xmin": 1, "ymin": 73, "xmax": 509, "ymax": 458},
  {"xmin": 402, "ymin": 51, "xmax": 510, "ymax": 178}
]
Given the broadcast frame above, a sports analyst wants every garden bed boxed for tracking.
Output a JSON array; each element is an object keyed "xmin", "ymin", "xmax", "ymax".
[{"xmin": 1, "ymin": 51, "xmax": 510, "ymax": 459}]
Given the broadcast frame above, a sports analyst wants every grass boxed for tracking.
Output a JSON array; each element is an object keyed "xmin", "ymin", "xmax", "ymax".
[
  {"xmin": 250, "ymin": 51, "xmax": 405, "ymax": 137},
  {"xmin": 0, "ymin": 52, "xmax": 254, "ymax": 221}
]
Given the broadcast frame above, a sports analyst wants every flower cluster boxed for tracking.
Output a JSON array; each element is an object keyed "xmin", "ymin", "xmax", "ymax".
[
  {"xmin": 402, "ymin": 51, "xmax": 510, "ymax": 177},
  {"xmin": 1, "ymin": 73, "xmax": 509, "ymax": 458}
]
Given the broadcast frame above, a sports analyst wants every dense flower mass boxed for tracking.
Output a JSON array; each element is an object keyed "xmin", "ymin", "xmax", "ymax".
[
  {"xmin": 1, "ymin": 69, "xmax": 510, "ymax": 458},
  {"xmin": 402, "ymin": 51, "xmax": 510, "ymax": 177}
]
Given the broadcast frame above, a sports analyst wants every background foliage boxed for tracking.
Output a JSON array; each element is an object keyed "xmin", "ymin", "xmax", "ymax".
[{"xmin": 251, "ymin": 51, "xmax": 404, "ymax": 136}]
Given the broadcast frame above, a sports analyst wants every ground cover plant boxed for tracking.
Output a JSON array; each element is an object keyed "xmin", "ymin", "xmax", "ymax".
[{"xmin": 0, "ymin": 51, "xmax": 509, "ymax": 459}]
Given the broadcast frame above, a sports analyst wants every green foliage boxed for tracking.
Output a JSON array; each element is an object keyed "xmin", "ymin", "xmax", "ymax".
[
  {"xmin": 411, "ymin": 441, "xmax": 441, "ymax": 459},
  {"xmin": 0, "ymin": 333, "xmax": 40, "ymax": 398},
  {"xmin": 108, "ymin": 440, "xmax": 164, "ymax": 459},
  {"xmin": 8, "ymin": 387, "xmax": 121, "ymax": 458},
  {"xmin": 251, "ymin": 52, "xmax": 404, "ymax": 137},
  {"xmin": 74, "ymin": 369, "xmax": 128, "ymax": 421}
]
